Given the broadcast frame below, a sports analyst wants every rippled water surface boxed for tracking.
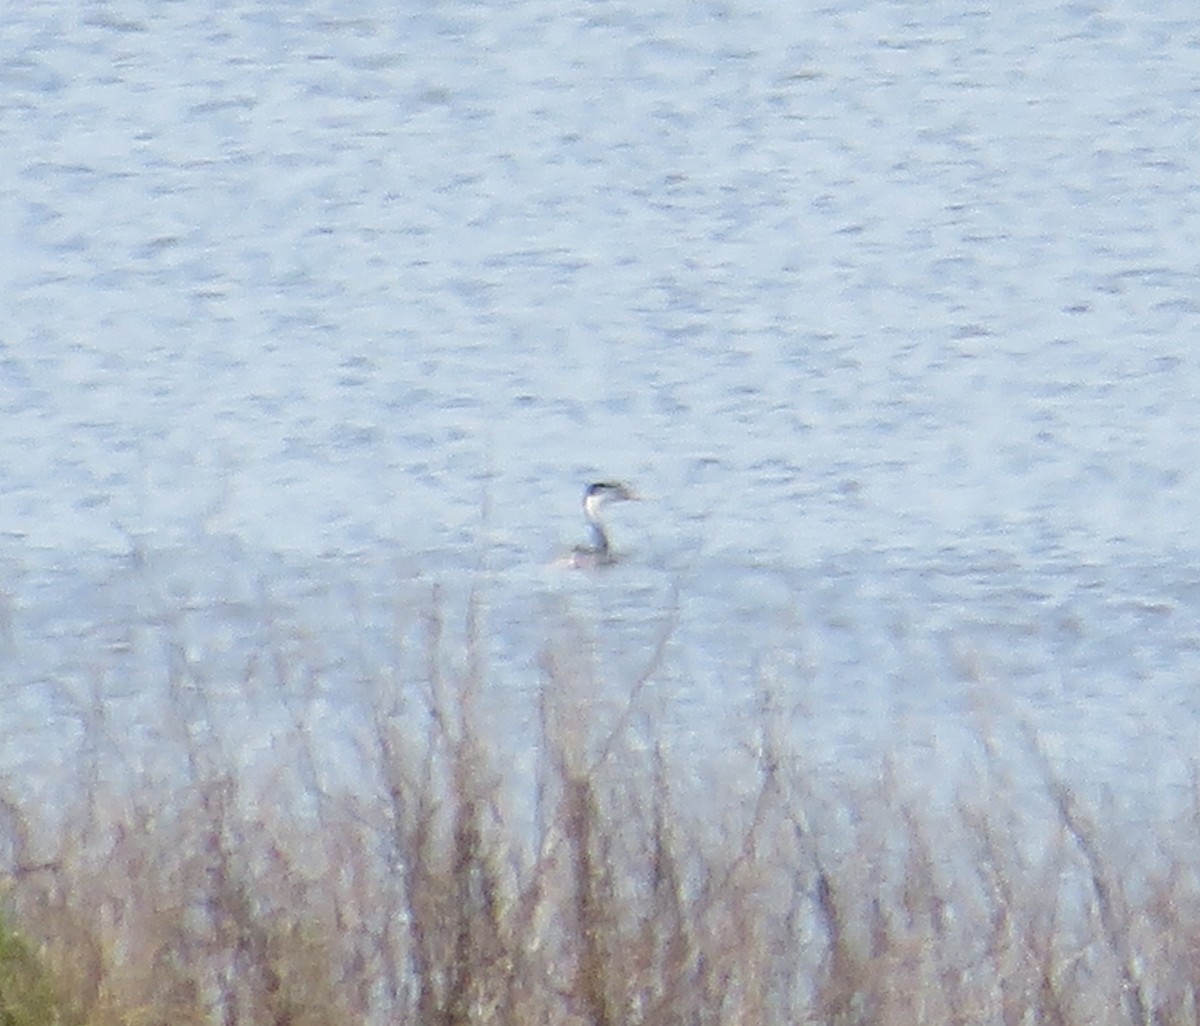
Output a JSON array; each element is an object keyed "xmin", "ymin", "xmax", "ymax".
[{"xmin": 4, "ymin": 0, "xmax": 1200, "ymax": 810}]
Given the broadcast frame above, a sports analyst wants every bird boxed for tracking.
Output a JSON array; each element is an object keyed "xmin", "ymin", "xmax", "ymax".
[{"xmin": 568, "ymin": 481, "xmax": 640, "ymax": 568}]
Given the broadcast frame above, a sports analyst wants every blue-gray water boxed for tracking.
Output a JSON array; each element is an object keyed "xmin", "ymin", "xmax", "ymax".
[{"xmin": 3, "ymin": 1, "xmax": 1200, "ymax": 814}]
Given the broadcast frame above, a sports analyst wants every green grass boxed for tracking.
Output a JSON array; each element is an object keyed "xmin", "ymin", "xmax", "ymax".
[
  {"xmin": 0, "ymin": 909, "xmax": 62, "ymax": 1026},
  {"xmin": 1, "ymin": 591, "xmax": 1198, "ymax": 1025}
]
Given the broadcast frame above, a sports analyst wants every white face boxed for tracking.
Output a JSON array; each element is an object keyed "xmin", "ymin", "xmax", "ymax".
[{"xmin": 584, "ymin": 483, "xmax": 636, "ymax": 518}]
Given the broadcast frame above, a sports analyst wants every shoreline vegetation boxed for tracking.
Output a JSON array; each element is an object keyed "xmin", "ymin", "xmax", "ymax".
[{"xmin": 0, "ymin": 591, "xmax": 1196, "ymax": 1026}]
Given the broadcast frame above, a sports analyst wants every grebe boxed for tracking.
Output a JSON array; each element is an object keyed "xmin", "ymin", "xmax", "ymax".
[{"xmin": 569, "ymin": 481, "xmax": 640, "ymax": 568}]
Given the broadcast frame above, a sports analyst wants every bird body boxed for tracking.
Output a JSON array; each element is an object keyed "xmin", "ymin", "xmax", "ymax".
[{"xmin": 569, "ymin": 481, "xmax": 639, "ymax": 568}]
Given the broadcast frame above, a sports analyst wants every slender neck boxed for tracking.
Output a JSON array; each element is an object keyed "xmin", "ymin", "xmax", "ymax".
[
  {"xmin": 584, "ymin": 496, "xmax": 612, "ymax": 554},
  {"xmin": 587, "ymin": 518, "xmax": 610, "ymax": 555}
]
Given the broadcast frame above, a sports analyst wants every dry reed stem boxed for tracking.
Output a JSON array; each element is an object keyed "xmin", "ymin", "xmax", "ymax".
[{"xmin": 0, "ymin": 589, "xmax": 1197, "ymax": 1026}]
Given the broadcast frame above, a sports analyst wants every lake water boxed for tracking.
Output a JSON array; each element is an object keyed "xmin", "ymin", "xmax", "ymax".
[{"xmin": 3, "ymin": 0, "xmax": 1200, "ymax": 817}]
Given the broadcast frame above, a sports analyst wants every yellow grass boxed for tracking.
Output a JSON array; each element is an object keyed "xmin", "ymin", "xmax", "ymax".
[{"xmin": 1, "ymin": 589, "xmax": 1198, "ymax": 1026}]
